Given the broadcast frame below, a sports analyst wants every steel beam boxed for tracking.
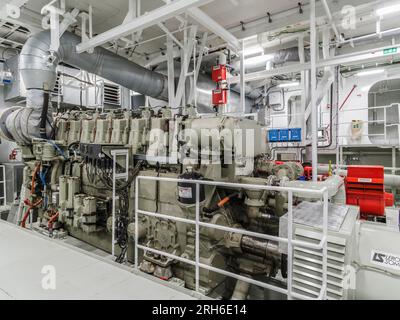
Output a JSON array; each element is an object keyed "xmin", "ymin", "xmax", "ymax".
[
  {"xmin": 229, "ymin": 63, "xmax": 311, "ymax": 84},
  {"xmin": 194, "ymin": 32, "xmax": 208, "ymax": 84},
  {"xmin": 189, "ymin": 32, "xmax": 208, "ymax": 106},
  {"xmin": 166, "ymin": 36, "xmax": 175, "ymax": 106},
  {"xmin": 229, "ymin": 43, "xmax": 400, "ymax": 84},
  {"xmin": 76, "ymin": 0, "xmax": 212, "ymax": 53},
  {"xmin": 298, "ymin": 35, "xmax": 307, "ymax": 143},
  {"xmin": 187, "ymin": 7, "xmax": 241, "ymax": 51},
  {"xmin": 173, "ymin": 26, "xmax": 198, "ymax": 108},
  {"xmin": 158, "ymin": 22, "xmax": 183, "ymax": 49},
  {"xmin": 321, "ymin": 0, "xmax": 341, "ymax": 43},
  {"xmin": 310, "ymin": 0, "xmax": 318, "ymax": 182},
  {"xmin": 240, "ymin": 40, "xmax": 246, "ymax": 114},
  {"xmin": 123, "ymin": 0, "xmax": 138, "ymax": 24},
  {"xmin": 304, "ymin": 70, "xmax": 333, "ymax": 123},
  {"xmin": 161, "ymin": 0, "xmax": 189, "ymax": 27}
]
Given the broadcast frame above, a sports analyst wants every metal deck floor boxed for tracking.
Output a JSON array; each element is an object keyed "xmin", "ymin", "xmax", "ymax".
[{"xmin": 0, "ymin": 221, "xmax": 196, "ymax": 300}]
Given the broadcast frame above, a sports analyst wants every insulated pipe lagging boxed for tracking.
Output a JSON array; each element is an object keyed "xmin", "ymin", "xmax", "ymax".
[
  {"xmin": 317, "ymin": 165, "xmax": 400, "ymax": 189},
  {"xmin": 20, "ymin": 31, "xmax": 169, "ymax": 100},
  {"xmin": 0, "ymin": 31, "xmax": 169, "ymax": 144},
  {"xmin": 281, "ymin": 175, "xmax": 344, "ymax": 199}
]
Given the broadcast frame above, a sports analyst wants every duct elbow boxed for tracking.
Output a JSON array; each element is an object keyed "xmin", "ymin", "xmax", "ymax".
[{"xmin": 19, "ymin": 30, "xmax": 58, "ymax": 93}]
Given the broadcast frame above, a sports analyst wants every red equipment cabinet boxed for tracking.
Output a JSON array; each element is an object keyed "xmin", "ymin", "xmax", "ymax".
[
  {"xmin": 212, "ymin": 89, "xmax": 227, "ymax": 105},
  {"xmin": 345, "ymin": 165, "xmax": 394, "ymax": 218},
  {"xmin": 212, "ymin": 65, "xmax": 227, "ymax": 82}
]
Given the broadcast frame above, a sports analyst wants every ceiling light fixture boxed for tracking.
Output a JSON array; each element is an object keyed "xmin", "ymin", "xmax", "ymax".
[
  {"xmin": 244, "ymin": 54, "xmax": 274, "ymax": 67},
  {"xmin": 278, "ymin": 81, "xmax": 300, "ymax": 88},
  {"xmin": 376, "ymin": 3, "xmax": 400, "ymax": 17}
]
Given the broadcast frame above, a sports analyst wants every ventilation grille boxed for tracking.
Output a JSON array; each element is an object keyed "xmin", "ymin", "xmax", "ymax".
[
  {"xmin": 103, "ymin": 82, "xmax": 121, "ymax": 106},
  {"xmin": 291, "ymin": 229, "xmax": 348, "ymax": 300}
]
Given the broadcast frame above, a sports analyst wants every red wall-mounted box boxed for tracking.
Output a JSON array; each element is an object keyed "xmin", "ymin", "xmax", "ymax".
[
  {"xmin": 345, "ymin": 165, "xmax": 393, "ymax": 217},
  {"xmin": 212, "ymin": 65, "xmax": 227, "ymax": 82},
  {"xmin": 212, "ymin": 89, "xmax": 227, "ymax": 105}
]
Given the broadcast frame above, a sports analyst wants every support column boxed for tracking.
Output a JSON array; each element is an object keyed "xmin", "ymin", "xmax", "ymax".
[
  {"xmin": 392, "ymin": 146, "xmax": 397, "ymax": 196},
  {"xmin": 240, "ymin": 40, "xmax": 246, "ymax": 115},
  {"xmin": 298, "ymin": 35, "xmax": 306, "ymax": 143},
  {"xmin": 166, "ymin": 36, "xmax": 175, "ymax": 106},
  {"xmin": 310, "ymin": 0, "xmax": 318, "ymax": 182}
]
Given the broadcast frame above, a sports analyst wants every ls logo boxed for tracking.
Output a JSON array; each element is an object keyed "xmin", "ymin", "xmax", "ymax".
[
  {"xmin": 341, "ymin": 5, "xmax": 356, "ymax": 30},
  {"xmin": 372, "ymin": 253, "xmax": 386, "ymax": 263}
]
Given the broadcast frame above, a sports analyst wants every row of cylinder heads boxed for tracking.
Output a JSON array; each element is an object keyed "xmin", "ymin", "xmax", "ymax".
[
  {"xmin": 54, "ymin": 109, "xmax": 172, "ymax": 149},
  {"xmin": 59, "ymin": 175, "xmax": 97, "ymax": 233}
]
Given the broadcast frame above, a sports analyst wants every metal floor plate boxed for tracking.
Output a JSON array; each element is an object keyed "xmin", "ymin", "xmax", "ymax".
[{"xmin": 0, "ymin": 221, "xmax": 196, "ymax": 300}]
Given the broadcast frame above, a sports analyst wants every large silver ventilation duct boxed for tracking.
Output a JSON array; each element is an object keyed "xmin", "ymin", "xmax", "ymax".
[
  {"xmin": 20, "ymin": 31, "xmax": 169, "ymax": 100},
  {"xmin": 0, "ymin": 31, "xmax": 252, "ymax": 144}
]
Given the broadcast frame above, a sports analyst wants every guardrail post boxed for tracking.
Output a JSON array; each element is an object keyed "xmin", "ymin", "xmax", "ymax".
[
  {"xmin": 112, "ymin": 154, "xmax": 116, "ymax": 257},
  {"xmin": 0, "ymin": 165, "xmax": 6, "ymax": 206},
  {"xmin": 322, "ymin": 189, "xmax": 328, "ymax": 299},
  {"xmin": 135, "ymin": 176, "xmax": 139, "ymax": 270},
  {"xmin": 195, "ymin": 183, "xmax": 200, "ymax": 292},
  {"xmin": 287, "ymin": 190, "xmax": 293, "ymax": 300}
]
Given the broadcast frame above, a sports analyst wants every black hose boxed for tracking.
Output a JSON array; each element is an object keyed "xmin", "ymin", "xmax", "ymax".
[{"xmin": 40, "ymin": 91, "xmax": 50, "ymax": 139}]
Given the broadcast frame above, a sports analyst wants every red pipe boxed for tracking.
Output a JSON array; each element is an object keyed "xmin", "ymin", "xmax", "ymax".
[
  {"xmin": 21, "ymin": 163, "xmax": 43, "ymax": 228},
  {"xmin": 327, "ymin": 84, "xmax": 357, "ymax": 130},
  {"xmin": 31, "ymin": 163, "xmax": 40, "ymax": 194},
  {"xmin": 48, "ymin": 212, "xmax": 59, "ymax": 230},
  {"xmin": 20, "ymin": 198, "xmax": 42, "ymax": 228},
  {"xmin": 339, "ymin": 84, "xmax": 357, "ymax": 111},
  {"xmin": 21, "ymin": 208, "xmax": 32, "ymax": 228}
]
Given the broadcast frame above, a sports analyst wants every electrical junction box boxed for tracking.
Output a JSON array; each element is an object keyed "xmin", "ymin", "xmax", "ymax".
[
  {"xmin": 345, "ymin": 166, "xmax": 394, "ymax": 217},
  {"xmin": 3, "ymin": 55, "xmax": 26, "ymax": 102},
  {"xmin": 279, "ymin": 129, "xmax": 289, "ymax": 142},
  {"xmin": 268, "ymin": 128, "xmax": 302, "ymax": 142},
  {"xmin": 211, "ymin": 64, "xmax": 227, "ymax": 82},
  {"xmin": 268, "ymin": 129, "xmax": 279, "ymax": 142},
  {"xmin": 212, "ymin": 89, "xmax": 227, "ymax": 105},
  {"xmin": 0, "ymin": 63, "xmax": 12, "ymax": 85},
  {"xmin": 289, "ymin": 128, "xmax": 302, "ymax": 142}
]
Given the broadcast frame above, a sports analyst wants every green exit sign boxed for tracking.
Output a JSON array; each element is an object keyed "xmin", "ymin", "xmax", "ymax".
[{"xmin": 383, "ymin": 47, "xmax": 398, "ymax": 55}]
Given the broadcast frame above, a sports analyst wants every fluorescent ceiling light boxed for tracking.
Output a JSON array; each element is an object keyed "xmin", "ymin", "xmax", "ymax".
[
  {"xmin": 244, "ymin": 54, "xmax": 274, "ymax": 67},
  {"xmin": 278, "ymin": 81, "xmax": 300, "ymax": 88},
  {"xmin": 376, "ymin": 3, "xmax": 400, "ymax": 16},
  {"xmin": 244, "ymin": 35, "xmax": 258, "ymax": 41},
  {"xmin": 243, "ymin": 45, "xmax": 264, "ymax": 57},
  {"xmin": 356, "ymin": 69, "xmax": 385, "ymax": 77}
]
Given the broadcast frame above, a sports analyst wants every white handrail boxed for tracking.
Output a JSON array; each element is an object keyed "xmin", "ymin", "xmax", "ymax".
[
  {"xmin": 134, "ymin": 175, "xmax": 329, "ymax": 300},
  {"xmin": 0, "ymin": 165, "xmax": 6, "ymax": 206}
]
